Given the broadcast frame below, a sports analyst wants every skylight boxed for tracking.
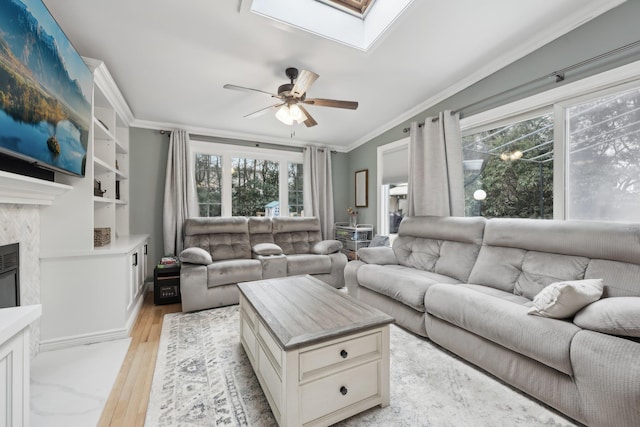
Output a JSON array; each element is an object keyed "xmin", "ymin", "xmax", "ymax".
[
  {"xmin": 318, "ymin": 0, "xmax": 376, "ymax": 19},
  {"xmin": 250, "ymin": 0, "xmax": 414, "ymax": 51}
]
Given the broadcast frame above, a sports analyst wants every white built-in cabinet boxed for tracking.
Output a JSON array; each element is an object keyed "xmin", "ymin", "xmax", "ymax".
[{"xmin": 39, "ymin": 59, "xmax": 148, "ymax": 351}]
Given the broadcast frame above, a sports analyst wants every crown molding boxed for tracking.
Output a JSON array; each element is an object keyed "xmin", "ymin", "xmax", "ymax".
[
  {"xmin": 84, "ymin": 57, "xmax": 136, "ymax": 126},
  {"xmin": 130, "ymin": 119, "xmax": 350, "ymax": 153},
  {"xmin": 345, "ymin": 0, "xmax": 625, "ymax": 153}
]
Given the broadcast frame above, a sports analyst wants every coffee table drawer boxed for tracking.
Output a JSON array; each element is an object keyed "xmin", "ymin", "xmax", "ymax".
[
  {"xmin": 299, "ymin": 332, "xmax": 380, "ymax": 378},
  {"xmin": 241, "ymin": 314, "xmax": 257, "ymax": 361},
  {"xmin": 258, "ymin": 321, "xmax": 283, "ymax": 369},
  {"xmin": 300, "ymin": 360, "xmax": 380, "ymax": 424},
  {"xmin": 259, "ymin": 346, "xmax": 282, "ymax": 414}
]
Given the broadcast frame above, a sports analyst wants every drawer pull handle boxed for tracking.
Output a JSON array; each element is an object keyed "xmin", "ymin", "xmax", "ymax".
[
  {"xmin": 340, "ymin": 349, "xmax": 348, "ymax": 359},
  {"xmin": 340, "ymin": 386, "xmax": 348, "ymax": 396}
]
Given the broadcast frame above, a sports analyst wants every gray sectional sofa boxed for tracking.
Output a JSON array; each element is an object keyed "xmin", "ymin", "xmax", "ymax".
[
  {"xmin": 179, "ymin": 216, "xmax": 347, "ymax": 312},
  {"xmin": 345, "ymin": 216, "xmax": 640, "ymax": 427}
]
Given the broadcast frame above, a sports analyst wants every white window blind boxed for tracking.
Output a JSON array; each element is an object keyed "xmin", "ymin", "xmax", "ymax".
[{"xmin": 381, "ymin": 145, "xmax": 408, "ymax": 185}]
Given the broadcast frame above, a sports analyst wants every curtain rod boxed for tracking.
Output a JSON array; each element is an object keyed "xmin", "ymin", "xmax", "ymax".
[
  {"xmin": 159, "ymin": 130, "xmax": 336, "ymax": 153},
  {"xmin": 402, "ymin": 39, "xmax": 640, "ymax": 134}
]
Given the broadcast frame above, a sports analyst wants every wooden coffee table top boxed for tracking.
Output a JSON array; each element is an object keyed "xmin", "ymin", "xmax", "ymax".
[{"xmin": 238, "ymin": 275, "xmax": 394, "ymax": 350}]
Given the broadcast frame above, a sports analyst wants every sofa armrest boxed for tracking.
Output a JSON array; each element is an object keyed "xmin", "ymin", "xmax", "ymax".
[
  {"xmin": 571, "ymin": 330, "xmax": 640, "ymax": 426},
  {"xmin": 311, "ymin": 239, "xmax": 343, "ymax": 255},
  {"xmin": 180, "ymin": 264, "xmax": 209, "ymax": 312},
  {"xmin": 357, "ymin": 246, "xmax": 398, "ymax": 265},
  {"xmin": 345, "ymin": 260, "xmax": 365, "ymax": 297},
  {"xmin": 179, "ymin": 247, "xmax": 212, "ymax": 265}
]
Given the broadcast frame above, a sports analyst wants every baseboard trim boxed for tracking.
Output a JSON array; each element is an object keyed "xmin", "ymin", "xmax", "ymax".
[{"xmin": 39, "ymin": 292, "xmax": 146, "ymax": 352}]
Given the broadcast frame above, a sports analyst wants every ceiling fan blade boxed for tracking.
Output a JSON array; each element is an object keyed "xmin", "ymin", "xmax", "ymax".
[
  {"xmin": 298, "ymin": 105, "xmax": 317, "ymax": 127},
  {"xmin": 223, "ymin": 84, "xmax": 280, "ymax": 98},
  {"xmin": 244, "ymin": 102, "xmax": 285, "ymax": 119},
  {"xmin": 291, "ymin": 70, "xmax": 319, "ymax": 98},
  {"xmin": 303, "ymin": 98, "xmax": 358, "ymax": 109}
]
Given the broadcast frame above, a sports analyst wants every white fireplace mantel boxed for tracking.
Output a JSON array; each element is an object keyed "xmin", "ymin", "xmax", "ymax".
[{"xmin": 0, "ymin": 171, "xmax": 72, "ymax": 205}]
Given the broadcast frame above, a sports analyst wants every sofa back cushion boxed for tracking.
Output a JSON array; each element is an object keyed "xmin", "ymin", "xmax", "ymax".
[
  {"xmin": 272, "ymin": 217, "xmax": 322, "ymax": 255},
  {"xmin": 468, "ymin": 218, "xmax": 640, "ymax": 298},
  {"xmin": 392, "ymin": 216, "xmax": 486, "ymax": 282},
  {"xmin": 183, "ymin": 217, "xmax": 251, "ymax": 261},
  {"xmin": 248, "ymin": 217, "xmax": 275, "ymax": 246}
]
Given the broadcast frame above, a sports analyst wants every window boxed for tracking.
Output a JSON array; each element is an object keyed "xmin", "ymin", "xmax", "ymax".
[
  {"xmin": 566, "ymin": 86, "xmax": 640, "ymax": 221},
  {"xmin": 231, "ymin": 157, "xmax": 279, "ymax": 216},
  {"xmin": 190, "ymin": 141, "xmax": 304, "ymax": 217},
  {"xmin": 462, "ymin": 113, "xmax": 554, "ymax": 218},
  {"xmin": 288, "ymin": 162, "xmax": 304, "ymax": 216},
  {"xmin": 460, "ymin": 61, "xmax": 640, "ymax": 222},
  {"xmin": 194, "ymin": 154, "xmax": 222, "ymax": 217}
]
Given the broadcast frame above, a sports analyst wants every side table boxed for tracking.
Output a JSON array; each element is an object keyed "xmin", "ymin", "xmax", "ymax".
[{"xmin": 153, "ymin": 264, "xmax": 181, "ymax": 305}]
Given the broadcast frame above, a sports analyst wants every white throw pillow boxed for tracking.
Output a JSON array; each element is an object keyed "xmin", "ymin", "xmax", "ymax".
[{"xmin": 528, "ymin": 279, "xmax": 604, "ymax": 319}]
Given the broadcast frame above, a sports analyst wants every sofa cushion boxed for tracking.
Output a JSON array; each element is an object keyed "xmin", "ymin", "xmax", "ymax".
[
  {"xmin": 206, "ymin": 259, "xmax": 262, "ymax": 288},
  {"xmin": 585, "ymin": 259, "xmax": 640, "ymax": 298},
  {"xmin": 358, "ymin": 246, "xmax": 398, "ymax": 265},
  {"xmin": 528, "ymin": 279, "xmax": 604, "ymax": 319},
  {"xmin": 425, "ymin": 284, "xmax": 581, "ymax": 375},
  {"xmin": 248, "ymin": 217, "xmax": 275, "ymax": 246},
  {"xmin": 357, "ymin": 264, "xmax": 460, "ymax": 312},
  {"xmin": 179, "ymin": 247, "xmax": 212, "ymax": 265},
  {"xmin": 311, "ymin": 240, "xmax": 342, "ymax": 255},
  {"xmin": 272, "ymin": 217, "xmax": 322, "ymax": 254},
  {"xmin": 456, "ymin": 284, "xmax": 532, "ymax": 306},
  {"xmin": 574, "ymin": 297, "xmax": 640, "ymax": 337},
  {"xmin": 286, "ymin": 254, "xmax": 331, "ymax": 276},
  {"xmin": 515, "ymin": 252, "xmax": 590, "ymax": 300},
  {"xmin": 183, "ymin": 217, "xmax": 251, "ymax": 261},
  {"xmin": 467, "ymin": 246, "xmax": 525, "ymax": 293},
  {"xmin": 392, "ymin": 216, "xmax": 485, "ymax": 283}
]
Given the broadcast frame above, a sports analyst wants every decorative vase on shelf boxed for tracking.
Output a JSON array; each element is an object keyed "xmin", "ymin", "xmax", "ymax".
[{"xmin": 350, "ymin": 215, "xmax": 358, "ymax": 227}]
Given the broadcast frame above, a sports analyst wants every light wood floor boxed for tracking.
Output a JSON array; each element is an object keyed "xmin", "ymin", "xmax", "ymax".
[{"xmin": 97, "ymin": 291, "xmax": 182, "ymax": 427}]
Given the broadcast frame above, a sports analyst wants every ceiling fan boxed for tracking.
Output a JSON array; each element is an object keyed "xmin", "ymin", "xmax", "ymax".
[{"xmin": 223, "ymin": 67, "xmax": 358, "ymax": 127}]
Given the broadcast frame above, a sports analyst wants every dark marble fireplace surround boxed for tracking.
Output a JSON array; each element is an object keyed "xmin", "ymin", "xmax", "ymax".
[{"xmin": 0, "ymin": 242, "xmax": 19, "ymax": 308}]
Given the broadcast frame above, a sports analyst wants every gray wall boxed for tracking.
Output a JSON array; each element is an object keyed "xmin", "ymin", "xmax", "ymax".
[
  {"xmin": 130, "ymin": 128, "xmax": 169, "ymax": 279},
  {"xmin": 343, "ymin": 0, "xmax": 640, "ymax": 231},
  {"xmin": 331, "ymin": 151, "xmax": 350, "ymax": 224}
]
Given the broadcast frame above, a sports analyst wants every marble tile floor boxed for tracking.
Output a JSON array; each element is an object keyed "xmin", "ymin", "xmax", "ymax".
[{"xmin": 30, "ymin": 338, "xmax": 131, "ymax": 427}]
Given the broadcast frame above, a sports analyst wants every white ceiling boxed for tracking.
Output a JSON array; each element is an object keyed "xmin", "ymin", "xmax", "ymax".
[{"xmin": 42, "ymin": 0, "xmax": 623, "ymax": 151}]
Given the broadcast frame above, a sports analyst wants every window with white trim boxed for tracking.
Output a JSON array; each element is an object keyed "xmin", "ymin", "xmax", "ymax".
[
  {"xmin": 460, "ymin": 61, "xmax": 640, "ymax": 222},
  {"xmin": 191, "ymin": 141, "xmax": 304, "ymax": 217},
  {"xmin": 565, "ymin": 85, "xmax": 640, "ymax": 221},
  {"xmin": 462, "ymin": 112, "xmax": 554, "ymax": 218}
]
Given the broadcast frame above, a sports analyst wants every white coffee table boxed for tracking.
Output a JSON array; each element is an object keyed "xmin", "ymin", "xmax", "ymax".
[{"xmin": 238, "ymin": 275, "xmax": 394, "ymax": 427}]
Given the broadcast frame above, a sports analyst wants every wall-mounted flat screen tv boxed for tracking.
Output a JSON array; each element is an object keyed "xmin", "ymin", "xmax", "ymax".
[{"xmin": 0, "ymin": 0, "xmax": 92, "ymax": 177}]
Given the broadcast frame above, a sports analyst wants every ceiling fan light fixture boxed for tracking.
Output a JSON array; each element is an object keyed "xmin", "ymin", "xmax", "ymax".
[
  {"xmin": 289, "ymin": 104, "xmax": 305, "ymax": 121},
  {"xmin": 224, "ymin": 67, "xmax": 357, "ymax": 128},
  {"xmin": 276, "ymin": 105, "xmax": 294, "ymax": 125}
]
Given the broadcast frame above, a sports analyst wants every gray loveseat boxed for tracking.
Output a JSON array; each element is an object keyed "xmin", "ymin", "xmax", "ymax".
[
  {"xmin": 179, "ymin": 216, "xmax": 347, "ymax": 312},
  {"xmin": 345, "ymin": 216, "xmax": 640, "ymax": 427}
]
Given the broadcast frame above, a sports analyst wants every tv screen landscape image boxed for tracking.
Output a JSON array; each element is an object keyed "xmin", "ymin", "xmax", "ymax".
[{"xmin": 0, "ymin": 0, "xmax": 92, "ymax": 177}]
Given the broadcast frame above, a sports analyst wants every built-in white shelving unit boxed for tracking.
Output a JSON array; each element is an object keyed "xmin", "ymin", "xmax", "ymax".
[{"xmin": 39, "ymin": 59, "xmax": 148, "ymax": 350}]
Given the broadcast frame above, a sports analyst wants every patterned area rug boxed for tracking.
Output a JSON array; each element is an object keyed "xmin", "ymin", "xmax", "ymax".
[{"xmin": 145, "ymin": 305, "xmax": 577, "ymax": 427}]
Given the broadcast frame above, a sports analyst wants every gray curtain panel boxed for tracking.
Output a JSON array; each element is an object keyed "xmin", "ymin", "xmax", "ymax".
[
  {"xmin": 408, "ymin": 111, "xmax": 464, "ymax": 216},
  {"xmin": 163, "ymin": 129, "xmax": 198, "ymax": 255},
  {"xmin": 303, "ymin": 146, "xmax": 335, "ymax": 239}
]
